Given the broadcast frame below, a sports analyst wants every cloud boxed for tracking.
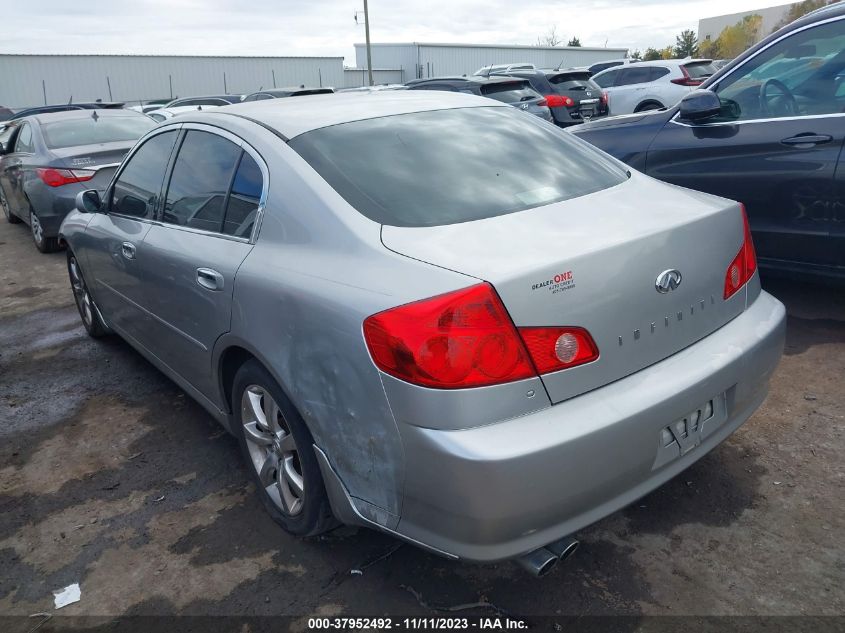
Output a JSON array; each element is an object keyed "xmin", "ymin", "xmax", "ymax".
[{"xmin": 0, "ymin": 0, "xmax": 785, "ymax": 61}]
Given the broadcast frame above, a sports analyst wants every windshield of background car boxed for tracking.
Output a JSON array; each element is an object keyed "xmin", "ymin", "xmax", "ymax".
[
  {"xmin": 548, "ymin": 72, "xmax": 596, "ymax": 91},
  {"xmin": 42, "ymin": 116, "xmax": 155, "ymax": 149},
  {"xmin": 480, "ymin": 81, "xmax": 538, "ymax": 103},
  {"xmin": 289, "ymin": 106, "xmax": 627, "ymax": 227}
]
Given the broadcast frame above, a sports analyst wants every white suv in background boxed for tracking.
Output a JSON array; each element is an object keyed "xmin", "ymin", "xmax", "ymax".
[{"xmin": 591, "ymin": 59, "xmax": 717, "ymax": 114}]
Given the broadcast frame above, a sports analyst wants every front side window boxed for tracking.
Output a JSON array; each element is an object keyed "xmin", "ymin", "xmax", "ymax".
[
  {"xmin": 162, "ymin": 130, "xmax": 242, "ymax": 231},
  {"xmin": 14, "ymin": 124, "xmax": 33, "ymax": 153},
  {"xmin": 290, "ymin": 106, "xmax": 627, "ymax": 227},
  {"xmin": 111, "ymin": 131, "xmax": 178, "ymax": 219},
  {"xmin": 714, "ymin": 17, "xmax": 845, "ymax": 121}
]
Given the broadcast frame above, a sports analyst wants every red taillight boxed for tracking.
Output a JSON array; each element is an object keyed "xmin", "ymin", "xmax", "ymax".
[
  {"xmin": 671, "ymin": 66, "xmax": 703, "ymax": 87},
  {"xmin": 724, "ymin": 204, "xmax": 757, "ymax": 299},
  {"xmin": 363, "ymin": 283, "xmax": 535, "ymax": 389},
  {"xmin": 363, "ymin": 283, "xmax": 600, "ymax": 388},
  {"xmin": 545, "ymin": 94, "xmax": 575, "ymax": 108},
  {"xmin": 36, "ymin": 168, "xmax": 95, "ymax": 188},
  {"xmin": 518, "ymin": 327, "xmax": 599, "ymax": 373},
  {"xmin": 600, "ymin": 91, "xmax": 608, "ymax": 105}
]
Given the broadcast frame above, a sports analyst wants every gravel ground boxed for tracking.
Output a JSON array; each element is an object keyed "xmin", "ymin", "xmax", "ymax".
[{"xmin": 0, "ymin": 217, "xmax": 843, "ymax": 625}]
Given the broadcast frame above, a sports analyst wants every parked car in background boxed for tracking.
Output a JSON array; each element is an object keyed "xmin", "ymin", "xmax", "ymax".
[
  {"xmin": 712, "ymin": 59, "xmax": 733, "ymax": 69},
  {"xmin": 164, "ymin": 94, "xmax": 243, "ymax": 108},
  {"xmin": 337, "ymin": 85, "xmax": 406, "ymax": 93},
  {"xmin": 242, "ymin": 87, "xmax": 335, "ymax": 101},
  {"xmin": 0, "ymin": 109, "xmax": 154, "ymax": 252},
  {"xmin": 590, "ymin": 59, "xmax": 718, "ymax": 113},
  {"xmin": 494, "ymin": 68, "xmax": 609, "ymax": 125},
  {"xmin": 147, "ymin": 105, "xmax": 221, "ymax": 122},
  {"xmin": 473, "ymin": 63, "xmax": 537, "ymax": 76},
  {"xmin": 126, "ymin": 99, "xmax": 172, "ymax": 114},
  {"xmin": 587, "ymin": 58, "xmax": 633, "ymax": 75},
  {"xmin": 405, "ymin": 76, "xmax": 553, "ymax": 121},
  {"xmin": 59, "ymin": 90, "xmax": 784, "ymax": 574},
  {"xmin": 571, "ymin": 2, "xmax": 845, "ymax": 280},
  {"xmin": 8, "ymin": 102, "xmax": 126, "ymax": 120},
  {"xmin": 0, "ymin": 106, "xmax": 13, "ymax": 121}
]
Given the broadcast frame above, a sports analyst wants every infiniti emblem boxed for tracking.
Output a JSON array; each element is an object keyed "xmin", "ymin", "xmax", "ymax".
[{"xmin": 655, "ymin": 269, "xmax": 682, "ymax": 293}]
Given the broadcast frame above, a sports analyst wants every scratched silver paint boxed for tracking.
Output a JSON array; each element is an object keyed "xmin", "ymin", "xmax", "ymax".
[{"xmin": 60, "ymin": 92, "xmax": 786, "ymax": 562}]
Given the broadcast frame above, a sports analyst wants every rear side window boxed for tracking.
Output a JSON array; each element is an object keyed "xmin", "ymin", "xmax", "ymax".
[
  {"xmin": 650, "ymin": 67, "xmax": 671, "ymax": 80},
  {"xmin": 290, "ymin": 106, "xmax": 627, "ymax": 227},
  {"xmin": 111, "ymin": 131, "xmax": 179, "ymax": 219},
  {"xmin": 14, "ymin": 123, "xmax": 33, "ymax": 153},
  {"xmin": 41, "ymin": 116, "xmax": 154, "ymax": 149},
  {"xmin": 480, "ymin": 82, "xmax": 537, "ymax": 103},
  {"xmin": 616, "ymin": 66, "xmax": 654, "ymax": 86},
  {"xmin": 222, "ymin": 153, "xmax": 263, "ymax": 237},
  {"xmin": 163, "ymin": 130, "xmax": 242, "ymax": 231}
]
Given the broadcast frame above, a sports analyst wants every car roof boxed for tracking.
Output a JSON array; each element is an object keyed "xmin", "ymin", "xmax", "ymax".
[
  {"xmin": 411, "ymin": 75, "xmax": 528, "ymax": 86},
  {"xmin": 182, "ymin": 90, "xmax": 506, "ymax": 139},
  {"xmin": 169, "ymin": 94, "xmax": 241, "ymax": 103}
]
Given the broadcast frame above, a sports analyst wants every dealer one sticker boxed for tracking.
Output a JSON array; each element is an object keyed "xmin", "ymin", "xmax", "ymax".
[{"xmin": 532, "ymin": 270, "xmax": 576, "ymax": 295}]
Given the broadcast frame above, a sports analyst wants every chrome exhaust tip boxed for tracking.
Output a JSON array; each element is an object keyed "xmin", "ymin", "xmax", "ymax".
[
  {"xmin": 516, "ymin": 547, "xmax": 559, "ymax": 577},
  {"xmin": 546, "ymin": 536, "xmax": 579, "ymax": 562}
]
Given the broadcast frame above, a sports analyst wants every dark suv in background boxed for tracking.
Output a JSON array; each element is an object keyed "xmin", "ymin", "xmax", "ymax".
[
  {"xmin": 405, "ymin": 76, "xmax": 553, "ymax": 122},
  {"xmin": 496, "ymin": 68, "xmax": 609, "ymax": 126}
]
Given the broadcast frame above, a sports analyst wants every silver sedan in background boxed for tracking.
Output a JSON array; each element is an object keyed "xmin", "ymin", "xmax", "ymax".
[{"xmin": 59, "ymin": 92, "xmax": 785, "ymax": 575}]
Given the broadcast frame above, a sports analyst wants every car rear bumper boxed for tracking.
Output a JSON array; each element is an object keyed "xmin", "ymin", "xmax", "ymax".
[{"xmin": 393, "ymin": 290, "xmax": 786, "ymax": 562}]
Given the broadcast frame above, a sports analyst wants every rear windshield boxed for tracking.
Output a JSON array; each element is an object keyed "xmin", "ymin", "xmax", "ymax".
[
  {"xmin": 480, "ymin": 82, "xmax": 537, "ymax": 103},
  {"xmin": 549, "ymin": 72, "xmax": 598, "ymax": 92},
  {"xmin": 289, "ymin": 107, "xmax": 627, "ymax": 227},
  {"xmin": 683, "ymin": 62, "xmax": 717, "ymax": 78},
  {"xmin": 42, "ymin": 116, "xmax": 154, "ymax": 149}
]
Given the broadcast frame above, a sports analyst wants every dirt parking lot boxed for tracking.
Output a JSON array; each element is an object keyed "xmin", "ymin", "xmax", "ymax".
[{"xmin": 0, "ymin": 216, "xmax": 843, "ymax": 627}]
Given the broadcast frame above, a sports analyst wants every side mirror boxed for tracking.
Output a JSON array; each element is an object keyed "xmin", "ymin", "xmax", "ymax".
[
  {"xmin": 75, "ymin": 189, "xmax": 102, "ymax": 214},
  {"xmin": 678, "ymin": 89, "xmax": 722, "ymax": 123}
]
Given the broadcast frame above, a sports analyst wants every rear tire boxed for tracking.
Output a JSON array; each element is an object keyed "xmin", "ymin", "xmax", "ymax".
[
  {"xmin": 67, "ymin": 250, "xmax": 109, "ymax": 338},
  {"xmin": 30, "ymin": 209, "xmax": 59, "ymax": 253},
  {"xmin": 233, "ymin": 360, "xmax": 336, "ymax": 537},
  {"xmin": 635, "ymin": 101, "xmax": 664, "ymax": 112},
  {"xmin": 1, "ymin": 188, "xmax": 21, "ymax": 224}
]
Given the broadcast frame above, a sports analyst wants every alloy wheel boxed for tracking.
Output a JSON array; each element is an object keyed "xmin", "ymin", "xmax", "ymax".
[
  {"xmin": 241, "ymin": 385, "xmax": 305, "ymax": 516},
  {"xmin": 68, "ymin": 256, "xmax": 93, "ymax": 328},
  {"xmin": 30, "ymin": 212, "xmax": 44, "ymax": 245}
]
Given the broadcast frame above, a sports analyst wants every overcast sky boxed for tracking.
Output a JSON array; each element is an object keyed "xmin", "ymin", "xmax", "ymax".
[{"xmin": 2, "ymin": 0, "xmax": 785, "ymax": 62}]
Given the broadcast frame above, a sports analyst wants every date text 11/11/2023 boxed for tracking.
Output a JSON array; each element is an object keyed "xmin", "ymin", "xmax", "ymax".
[{"xmin": 307, "ymin": 616, "xmax": 528, "ymax": 629}]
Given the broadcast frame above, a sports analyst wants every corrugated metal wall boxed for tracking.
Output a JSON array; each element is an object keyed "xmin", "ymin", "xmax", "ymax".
[
  {"xmin": 355, "ymin": 44, "xmax": 628, "ymax": 80},
  {"xmin": 342, "ymin": 68, "xmax": 405, "ymax": 87},
  {"xmin": 0, "ymin": 55, "xmax": 345, "ymax": 109}
]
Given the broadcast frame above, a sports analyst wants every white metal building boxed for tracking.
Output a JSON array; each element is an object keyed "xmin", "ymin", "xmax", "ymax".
[
  {"xmin": 354, "ymin": 42, "xmax": 630, "ymax": 80},
  {"xmin": 698, "ymin": 3, "xmax": 795, "ymax": 44},
  {"xmin": 0, "ymin": 55, "xmax": 345, "ymax": 110}
]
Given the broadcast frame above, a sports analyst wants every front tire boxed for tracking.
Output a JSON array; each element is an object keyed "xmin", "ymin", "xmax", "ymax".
[
  {"xmin": 67, "ymin": 251, "xmax": 109, "ymax": 338},
  {"xmin": 233, "ymin": 360, "xmax": 336, "ymax": 536},
  {"xmin": 1, "ymin": 188, "xmax": 21, "ymax": 224},
  {"xmin": 30, "ymin": 209, "xmax": 59, "ymax": 253}
]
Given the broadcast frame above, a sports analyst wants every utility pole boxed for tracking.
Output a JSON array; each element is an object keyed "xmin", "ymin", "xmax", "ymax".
[{"xmin": 363, "ymin": 0, "xmax": 374, "ymax": 86}]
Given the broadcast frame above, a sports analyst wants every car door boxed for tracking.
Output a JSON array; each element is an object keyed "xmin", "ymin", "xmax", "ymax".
[
  {"xmin": 0, "ymin": 122, "xmax": 35, "ymax": 218},
  {"xmin": 138, "ymin": 125, "xmax": 263, "ymax": 399},
  {"xmin": 646, "ymin": 15, "xmax": 845, "ymax": 272},
  {"xmin": 608, "ymin": 66, "xmax": 655, "ymax": 114},
  {"xmin": 591, "ymin": 68, "xmax": 623, "ymax": 114},
  {"xmin": 81, "ymin": 128, "xmax": 180, "ymax": 343}
]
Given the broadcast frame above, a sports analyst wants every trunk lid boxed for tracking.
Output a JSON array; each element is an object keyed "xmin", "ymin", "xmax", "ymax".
[
  {"xmin": 381, "ymin": 173, "xmax": 747, "ymax": 404},
  {"xmin": 49, "ymin": 141, "xmax": 133, "ymax": 190}
]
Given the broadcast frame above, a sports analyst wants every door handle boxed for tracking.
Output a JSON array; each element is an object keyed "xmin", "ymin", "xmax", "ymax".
[
  {"xmin": 121, "ymin": 242, "xmax": 136, "ymax": 260},
  {"xmin": 781, "ymin": 134, "xmax": 832, "ymax": 146},
  {"xmin": 196, "ymin": 268, "xmax": 224, "ymax": 291}
]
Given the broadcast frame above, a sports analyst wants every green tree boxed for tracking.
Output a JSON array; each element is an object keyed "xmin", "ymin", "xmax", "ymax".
[
  {"xmin": 629, "ymin": 49, "xmax": 642, "ymax": 60},
  {"xmin": 715, "ymin": 14, "xmax": 762, "ymax": 58},
  {"xmin": 699, "ymin": 38, "xmax": 720, "ymax": 59},
  {"xmin": 643, "ymin": 47, "xmax": 662, "ymax": 61},
  {"xmin": 567, "ymin": 36, "xmax": 582, "ymax": 47},
  {"xmin": 673, "ymin": 29, "xmax": 699, "ymax": 58},
  {"xmin": 775, "ymin": 0, "xmax": 833, "ymax": 31}
]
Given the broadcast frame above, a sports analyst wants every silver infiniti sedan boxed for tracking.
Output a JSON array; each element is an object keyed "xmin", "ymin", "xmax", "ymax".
[{"xmin": 59, "ymin": 91, "xmax": 786, "ymax": 576}]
